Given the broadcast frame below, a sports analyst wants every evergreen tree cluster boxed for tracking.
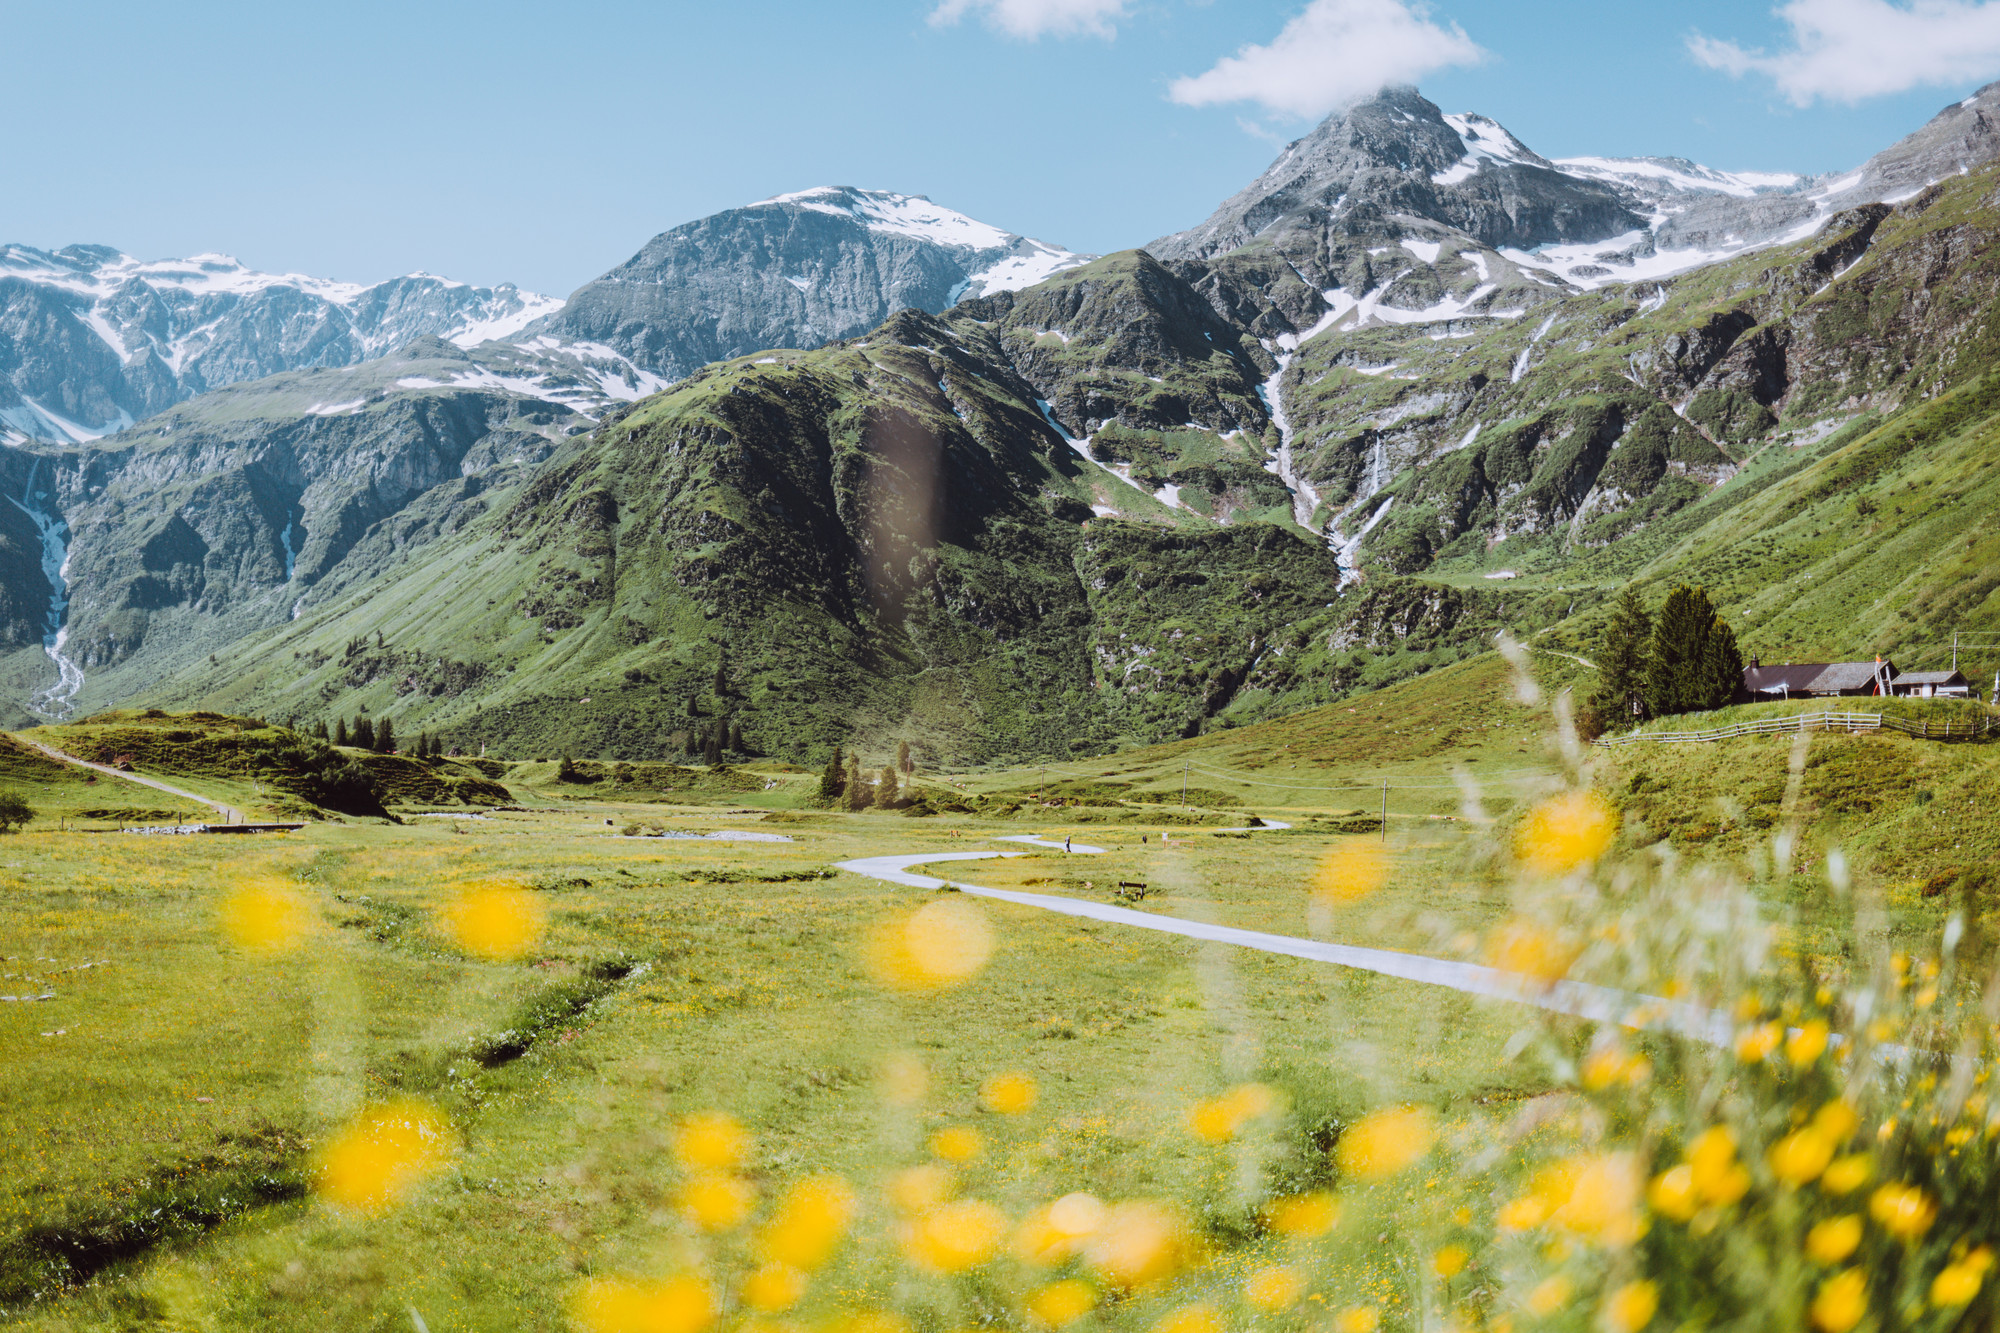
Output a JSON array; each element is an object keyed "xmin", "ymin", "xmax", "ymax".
[
  {"xmin": 813, "ymin": 745, "xmax": 913, "ymax": 811},
  {"xmin": 318, "ymin": 714, "xmax": 430, "ymax": 756},
  {"xmin": 1586, "ymin": 583, "xmax": 1744, "ymax": 735}
]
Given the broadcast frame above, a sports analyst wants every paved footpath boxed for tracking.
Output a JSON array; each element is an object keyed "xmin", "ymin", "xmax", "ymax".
[{"xmin": 835, "ymin": 843, "xmax": 1735, "ymax": 1047}]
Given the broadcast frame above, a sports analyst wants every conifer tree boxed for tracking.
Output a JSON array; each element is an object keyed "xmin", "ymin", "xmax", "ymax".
[
  {"xmin": 376, "ymin": 718, "xmax": 396, "ymax": 754},
  {"xmin": 730, "ymin": 722, "xmax": 746, "ymax": 754},
  {"xmin": 704, "ymin": 726, "xmax": 724, "ymax": 766},
  {"xmin": 354, "ymin": 716, "xmax": 375, "ymax": 750},
  {"xmin": 896, "ymin": 740, "xmax": 912, "ymax": 775},
  {"xmin": 334, "ymin": 718, "xmax": 349, "ymax": 747},
  {"xmin": 1646, "ymin": 585, "xmax": 1741, "ymax": 716},
  {"xmin": 818, "ymin": 747, "xmax": 846, "ymax": 803},
  {"xmin": 845, "ymin": 755, "xmax": 867, "ymax": 811},
  {"xmin": 1588, "ymin": 585, "xmax": 1654, "ymax": 728},
  {"xmin": 314, "ymin": 720, "xmax": 330, "ymax": 741},
  {"xmin": 875, "ymin": 766, "xmax": 899, "ymax": 809}
]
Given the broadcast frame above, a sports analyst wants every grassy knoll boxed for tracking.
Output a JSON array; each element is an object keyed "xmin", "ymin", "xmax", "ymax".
[{"xmin": 0, "ymin": 736, "xmax": 207, "ymax": 831}]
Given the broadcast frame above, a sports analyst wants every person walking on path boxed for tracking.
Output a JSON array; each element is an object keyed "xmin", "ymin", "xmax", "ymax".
[{"xmin": 1064, "ymin": 835, "xmax": 1071, "ymax": 853}]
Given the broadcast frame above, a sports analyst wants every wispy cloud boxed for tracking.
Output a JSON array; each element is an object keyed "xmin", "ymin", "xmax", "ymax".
[
  {"xmin": 928, "ymin": 0, "xmax": 1130, "ymax": 39},
  {"xmin": 1691, "ymin": 0, "xmax": 2000, "ymax": 104},
  {"xmin": 1169, "ymin": 0, "xmax": 1485, "ymax": 120}
]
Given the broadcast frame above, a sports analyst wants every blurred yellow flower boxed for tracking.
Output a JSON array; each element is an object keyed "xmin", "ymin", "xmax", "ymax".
[
  {"xmin": 1334, "ymin": 1307, "xmax": 1380, "ymax": 1333},
  {"xmin": 221, "ymin": 879, "xmax": 312, "ymax": 952},
  {"xmin": 1813, "ymin": 1101, "xmax": 1860, "ymax": 1143},
  {"xmin": 1336, "ymin": 1107, "xmax": 1434, "ymax": 1180},
  {"xmin": 568, "ymin": 1274, "xmax": 714, "ymax": 1333},
  {"xmin": 905, "ymin": 1199, "xmax": 1007, "ymax": 1273},
  {"xmin": 1497, "ymin": 1194, "xmax": 1551, "ymax": 1233},
  {"xmin": 1551, "ymin": 1153, "xmax": 1645, "ymax": 1246},
  {"xmin": 930, "ymin": 1126, "xmax": 983, "ymax": 1162},
  {"xmin": 1150, "ymin": 1305, "xmax": 1219, "ymax": 1333},
  {"xmin": 1933, "ymin": 1262, "xmax": 1984, "ymax": 1307},
  {"xmin": 865, "ymin": 899, "xmax": 993, "ymax": 992},
  {"xmin": 1187, "ymin": 1083, "xmax": 1276, "ymax": 1143},
  {"xmin": 826, "ymin": 1312, "xmax": 910, "ymax": 1333},
  {"xmin": 1264, "ymin": 1191, "xmax": 1339, "ymax": 1237},
  {"xmin": 1810, "ymin": 1270, "xmax": 1866, "ymax": 1332},
  {"xmin": 1014, "ymin": 1192, "xmax": 1106, "ymax": 1265},
  {"xmin": 1027, "ymin": 1279, "xmax": 1096, "ymax": 1328},
  {"xmin": 981, "ymin": 1071, "xmax": 1039, "ymax": 1115},
  {"xmin": 1821, "ymin": 1156, "xmax": 1871, "ymax": 1195},
  {"xmin": 1869, "ymin": 1183, "xmax": 1936, "ymax": 1237},
  {"xmin": 674, "ymin": 1111, "xmax": 747, "ymax": 1172},
  {"xmin": 740, "ymin": 1263, "xmax": 807, "ymax": 1313},
  {"xmin": 888, "ymin": 1164, "xmax": 954, "ymax": 1215},
  {"xmin": 1806, "ymin": 1215, "xmax": 1863, "ymax": 1264},
  {"xmin": 1083, "ymin": 1201, "xmax": 1191, "ymax": 1290},
  {"xmin": 1515, "ymin": 790, "xmax": 1614, "ymax": 875},
  {"xmin": 1770, "ymin": 1128, "xmax": 1836, "ymax": 1186},
  {"xmin": 1526, "ymin": 1275, "xmax": 1573, "ymax": 1316},
  {"xmin": 1604, "ymin": 1280, "xmax": 1658, "ymax": 1332},
  {"xmin": 1688, "ymin": 1127, "xmax": 1749, "ymax": 1205},
  {"xmin": 440, "ymin": 884, "xmax": 546, "ymax": 961},
  {"xmin": 1432, "ymin": 1244, "xmax": 1469, "ymax": 1278},
  {"xmin": 1580, "ymin": 1045, "xmax": 1648, "ymax": 1091},
  {"xmin": 1648, "ymin": 1165, "xmax": 1698, "ymax": 1222},
  {"xmin": 1313, "ymin": 840, "xmax": 1389, "ymax": 905},
  {"xmin": 1788, "ymin": 1020, "xmax": 1830, "ymax": 1066},
  {"xmin": 1245, "ymin": 1265, "xmax": 1304, "ymax": 1311},
  {"xmin": 311, "ymin": 1098, "xmax": 454, "ymax": 1215},
  {"xmin": 679, "ymin": 1173, "xmax": 754, "ymax": 1231},
  {"xmin": 758, "ymin": 1175, "xmax": 855, "ymax": 1271},
  {"xmin": 1736, "ymin": 1022, "xmax": 1783, "ymax": 1063},
  {"xmin": 1484, "ymin": 920, "xmax": 1579, "ymax": 985}
]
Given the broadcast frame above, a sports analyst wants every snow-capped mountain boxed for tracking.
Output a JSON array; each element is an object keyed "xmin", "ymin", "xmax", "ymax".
[
  {"xmin": 0, "ymin": 245, "xmax": 559, "ymax": 444},
  {"xmin": 525, "ymin": 186, "xmax": 1091, "ymax": 382}
]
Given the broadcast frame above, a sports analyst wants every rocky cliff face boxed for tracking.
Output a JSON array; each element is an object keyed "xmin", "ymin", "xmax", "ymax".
[
  {"xmin": 0, "ymin": 246, "xmax": 558, "ymax": 444},
  {"xmin": 525, "ymin": 188, "xmax": 1089, "ymax": 383}
]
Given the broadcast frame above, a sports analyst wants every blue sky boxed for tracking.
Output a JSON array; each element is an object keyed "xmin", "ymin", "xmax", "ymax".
[{"xmin": 7, "ymin": 0, "xmax": 1999, "ymax": 296}]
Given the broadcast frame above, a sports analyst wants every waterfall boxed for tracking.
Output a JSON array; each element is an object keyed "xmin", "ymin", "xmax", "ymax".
[{"xmin": 6, "ymin": 460, "xmax": 84, "ymax": 718}]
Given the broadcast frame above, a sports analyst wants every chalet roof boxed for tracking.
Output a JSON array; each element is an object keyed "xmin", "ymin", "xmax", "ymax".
[
  {"xmin": 1894, "ymin": 671, "xmax": 1968, "ymax": 686},
  {"xmin": 1807, "ymin": 661, "xmax": 1896, "ymax": 693},
  {"xmin": 1744, "ymin": 663, "xmax": 1830, "ymax": 693}
]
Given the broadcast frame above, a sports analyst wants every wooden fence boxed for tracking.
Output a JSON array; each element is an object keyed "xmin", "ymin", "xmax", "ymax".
[{"xmin": 1595, "ymin": 711, "xmax": 1999, "ymax": 748}]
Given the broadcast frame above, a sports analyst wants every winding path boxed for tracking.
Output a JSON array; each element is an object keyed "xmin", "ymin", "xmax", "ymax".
[
  {"xmin": 17, "ymin": 738, "xmax": 247, "ymax": 825},
  {"xmin": 835, "ymin": 840, "xmax": 1734, "ymax": 1047}
]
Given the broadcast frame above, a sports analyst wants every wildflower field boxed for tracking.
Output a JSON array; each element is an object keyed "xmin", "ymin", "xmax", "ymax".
[{"xmin": 3, "ymin": 653, "xmax": 1998, "ymax": 1331}]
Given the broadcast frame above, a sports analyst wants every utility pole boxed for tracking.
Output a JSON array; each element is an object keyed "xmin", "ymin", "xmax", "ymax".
[
  {"xmin": 1380, "ymin": 782, "xmax": 1389, "ymax": 843},
  {"xmin": 1953, "ymin": 633, "xmax": 1960, "ymax": 673}
]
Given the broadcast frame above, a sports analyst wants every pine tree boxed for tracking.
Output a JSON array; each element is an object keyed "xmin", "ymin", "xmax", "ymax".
[
  {"xmin": 730, "ymin": 722, "xmax": 746, "ymax": 754},
  {"xmin": 314, "ymin": 720, "xmax": 330, "ymax": 741},
  {"xmin": 1587, "ymin": 585, "xmax": 1654, "ymax": 730},
  {"xmin": 557, "ymin": 754, "xmax": 579, "ymax": 781},
  {"xmin": 1646, "ymin": 585, "xmax": 1739, "ymax": 716},
  {"xmin": 818, "ymin": 747, "xmax": 846, "ymax": 803},
  {"xmin": 845, "ymin": 755, "xmax": 867, "ymax": 811},
  {"xmin": 703, "ymin": 726, "xmax": 724, "ymax": 766},
  {"xmin": 875, "ymin": 766, "xmax": 899, "ymax": 809},
  {"xmin": 375, "ymin": 717, "xmax": 396, "ymax": 754},
  {"xmin": 334, "ymin": 718, "xmax": 349, "ymax": 747},
  {"xmin": 354, "ymin": 716, "xmax": 375, "ymax": 750},
  {"xmin": 1698, "ymin": 613, "xmax": 1746, "ymax": 712},
  {"xmin": 896, "ymin": 740, "xmax": 912, "ymax": 775},
  {"xmin": 714, "ymin": 654, "xmax": 728, "ymax": 699}
]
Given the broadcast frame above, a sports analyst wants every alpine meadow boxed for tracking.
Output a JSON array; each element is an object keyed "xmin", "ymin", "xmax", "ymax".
[{"xmin": 10, "ymin": 9, "xmax": 2000, "ymax": 1331}]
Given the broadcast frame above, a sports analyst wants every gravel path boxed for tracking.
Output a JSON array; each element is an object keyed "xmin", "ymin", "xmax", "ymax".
[
  {"xmin": 19, "ymin": 739, "xmax": 247, "ymax": 825},
  {"xmin": 834, "ymin": 845, "xmax": 1732, "ymax": 1045}
]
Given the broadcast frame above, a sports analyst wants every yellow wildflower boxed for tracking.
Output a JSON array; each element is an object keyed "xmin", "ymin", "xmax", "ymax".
[
  {"xmin": 568, "ymin": 1275, "xmax": 714, "ymax": 1333},
  {"xmin": 1688, "ymin": 1127, "xmax": 1749, "ymax": 1205},
  {"xmin": 1264, "ymin": 1191, "xmax": 1339, "ymax": 1237},
  {"xmin": 929, "ymin": 1126, "xmax": 982, "ymax": 1162},
  {"xmin": 1336, "ymin": 1106, "xmax": 1434, "ymax": 1180},
  {"xmin": 440, "ymin": 884, "xmax": 546, "ymax": 960},
  {"xmin": 1334, "ymin": 1307, "xmax": 1381, "ymax": 1333},
  {"xmin": 1736, "ymin": 1022, "xmax": 1783, "ymax": 1063},
  {"xmin": 1026, "ymin": 1280, "xmax": 1096, "ymax": 1328},
  {"xmin": 865, "ymin": 899, "xmax": 994, "ymax": 992},
  {"xmin": 1245, "ymin": 1265, "xmax": 1304, "ymax": 1311},
  {"xmin": 1150, "ymin": 1305, "xmax": 1219, "ymax": 1333},
  {"xmin": 981, "ymin": 1071, "xmax": 1039, "ymax": 1115},
  {"xmin": 888, "ymin": 1165, "xmax": 954, "ymax": 1215},
  {"xmin": 1604, "ymin": 1280, "xmax": 1658, "ymax": 1333},
  {"xmin": 1484, "ymin": 919, "xmax": 1579, "ymax": 985},
  {"xmin": 674, "ymin": 1112, "xmax": 747, "ymax": 1171},
  {"xmin": 758, "ymin": 1175, "xmax": 855, "ymax": 1271},
  {"xmin": 1869, "ymin": 1183, "xmax": 1936, "ymax": 1238},
  {"xmin": 1788, "ymin": 1020, "xmax": 1830, "ymax": 1066},
  {"xmin": 1810, "ymin": 1270, "xmax": 1866, "ymax": 1332},
  {"xmin": 678, "ymin": 1173, "xmax": 754, "ymax": 1231},
  {"xmin": 1933, "ymin": 1262, "xmax": 1984, "ymax": 1307},
  {"xmin": 221, "ymin": 878, "xmax": 312, "ymax": 952},
  {"xmin": 904, "ymin": 1199, "xmax": 1007, "ymax": 1273},
  {"xmin": 1821, "ymin": 1156, "xmax": 1871, "ymax": 1195},
  {"xmin": 311, "ymin": 1098, "xmax": 455, "ymax": 1215},
  {"xmin": 1648, "ymin": 1165, "xmax": 1698, "ymax": 1221},
  {"xmin": 1526, "ymin": 1274, "xmax": 1573, "ymax": 1316},
  {"xmin": 740, "ymin": 1264, "xmax": 807, "ymax": 1313},
  {"xmin": 1806, "ymin": 1215, "xmax": 1862, "ymax": 1264},
  {"xmin": 1516, "ymin": 790, "xmax": 1615, "ymax": 874},
  {"xmin": 1313, "ymin": 840, "xmax": 1389, "ymax": 904},
  {"xmin": 1769, "ymin": 1128, "xmax": 1836, "ymax": 1187},
  {"xmin": 1082, "ymin": 1201, "xmax": 1191, "ymax": 1291},
  {"xmin": 1432, "ymin": 1244, "xmax": 1469, "ymax": 1278}
]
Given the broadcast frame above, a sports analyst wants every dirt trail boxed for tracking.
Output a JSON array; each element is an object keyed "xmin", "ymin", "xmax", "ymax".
[{"xmin": 17, "ymin": 738, "xmax": 247, "ymax": 825}]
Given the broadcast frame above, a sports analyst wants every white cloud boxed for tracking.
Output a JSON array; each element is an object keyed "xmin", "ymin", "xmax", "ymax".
[
  {"xmin": 1168, "ymin": 0, "xmax": 1485, "ymax": 120},
  {"xmin": 928, "ymin": 0, "xmax": 1130, "ymax": 39},
  {"xmin": 1690, "ymin": 0, "xmax": 2000, "ymax": 104}
]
